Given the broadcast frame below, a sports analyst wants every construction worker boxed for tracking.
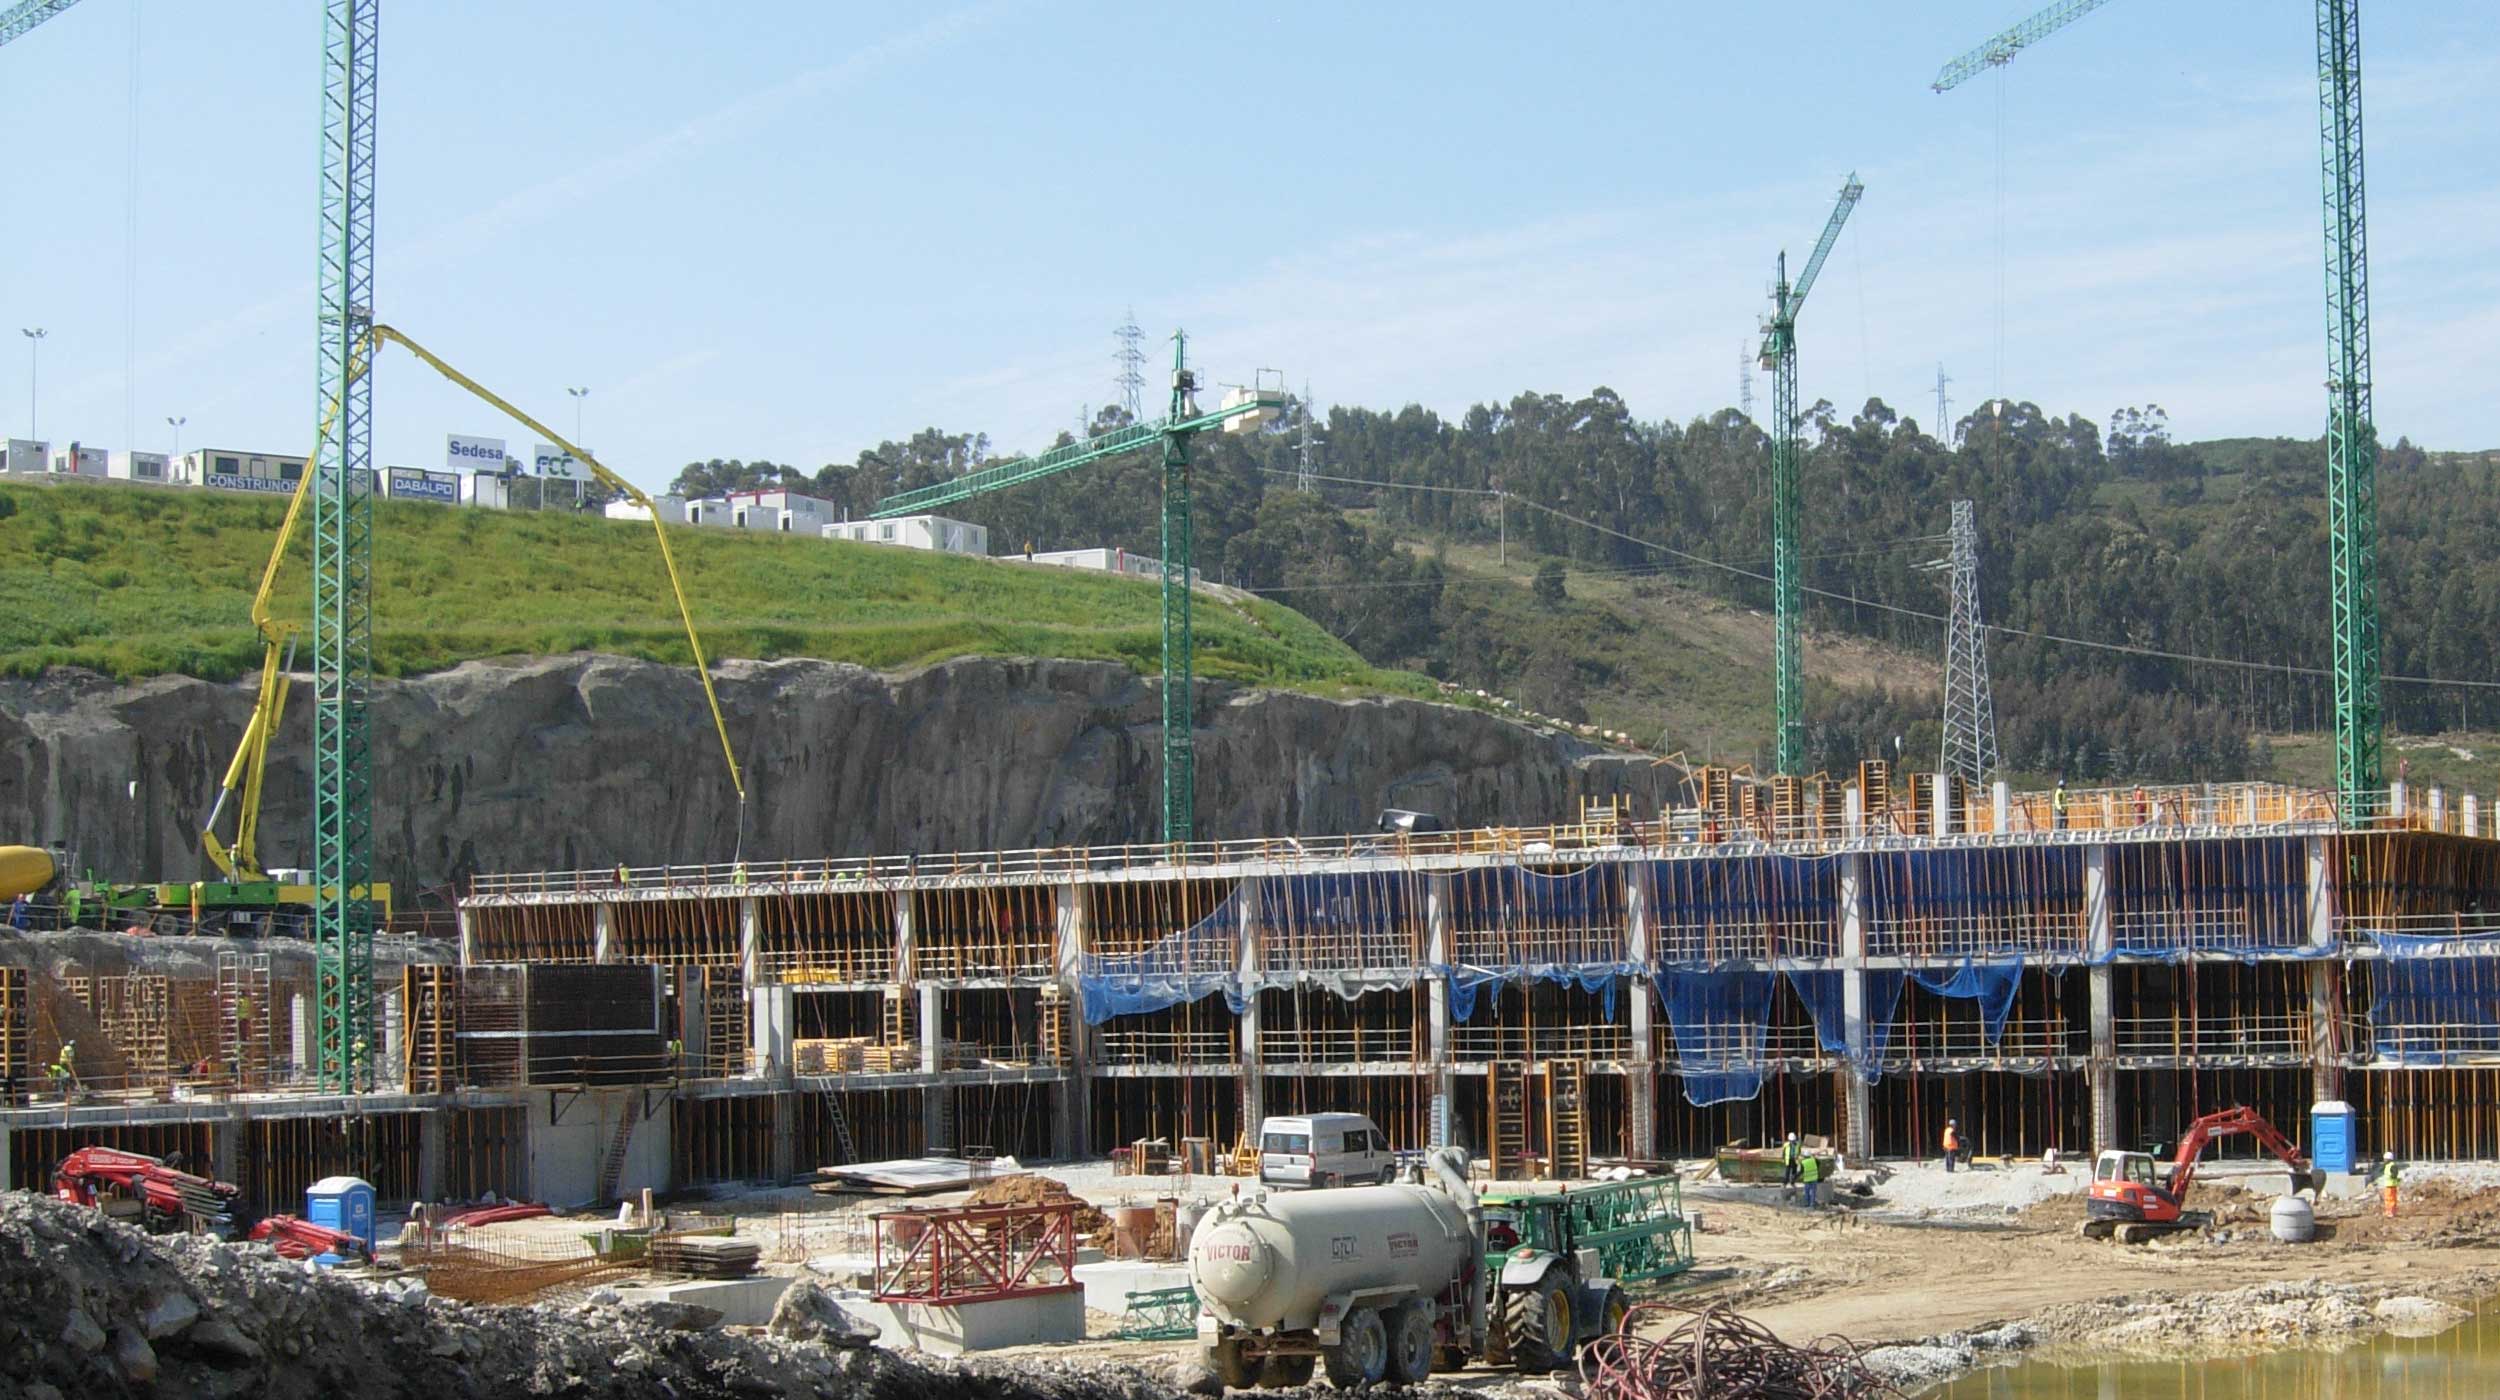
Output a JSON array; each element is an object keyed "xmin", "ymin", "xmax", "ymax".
[
  {"xmin": 2052, "ymin": 778, "xmax": 2070, "ymax": 830},
  {"xmin": 48, "ymin": 1040, "xmax": 77, "ymax": 1101},
  {"xmin": 1780, "ymin": 1132, "xmax": 1802, "ymax": 1195},
  {"xmin": 1799, "ymin": 1145, "xmax": 1824, "ymax": 1209},
  {"xmin": 2377, "ymin": 1150, "xmax": 2403, "ymax": 1219},
  {"xmin": 1941, "ymin": 1118, "xmax": 1962, "ymax": 1173}
]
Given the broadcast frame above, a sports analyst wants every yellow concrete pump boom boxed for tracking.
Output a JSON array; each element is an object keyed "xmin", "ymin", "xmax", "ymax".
[{"xmin": 201, "ymin": 324, "xmax": 747, "ymax": 883}]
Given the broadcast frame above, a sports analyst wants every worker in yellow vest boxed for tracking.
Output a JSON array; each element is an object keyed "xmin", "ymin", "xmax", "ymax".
[
  {"xmin": 1780, "ymin": 1132, "xmax": 1802, "ymax": 1196},
  {"xmin": 1799, "ymin": 1147, "xmax": 1824, "ymax": 1209},
  {"xmin": 2376, "ymin": 1151, "xmax": 2402, "ymax": 1219}
]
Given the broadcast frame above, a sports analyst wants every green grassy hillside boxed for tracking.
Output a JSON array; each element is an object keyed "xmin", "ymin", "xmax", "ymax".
[{"xmin": 0, "ymin": 479, "xmax": 1427, "ymax": 697}]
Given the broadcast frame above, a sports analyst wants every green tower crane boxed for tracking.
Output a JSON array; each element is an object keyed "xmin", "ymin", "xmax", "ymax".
[
  {"xmin": 1930, "ymin": 0, "xmax": 2116, "ymax": 92},
  {"xmin": 0, "ymin": 0, "xmax": 82, "ymax": 48},
  {"xmin": 312, "ymin": 0, "xmax": 379, "ymax": 1092},
  {"xmin": 871, "ymin": 334, "xmax": 1283, "ymax": 844},
  {"xmin": 1758, "ymin": 174, "xmax": 1863, "ymax": 776},
  {"xmin": 2317, "ymin": 0, "xmax": 2379, "ymax": 816}
]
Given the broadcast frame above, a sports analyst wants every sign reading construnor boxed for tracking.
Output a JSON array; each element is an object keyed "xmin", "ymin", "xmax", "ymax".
[
  {"xmin": 446, "ymin": 433, "xmax": 507, "ymax": 474},
  {"xmin": 532, "ymin": 443, "xmax": 586, "ymax": 481}
]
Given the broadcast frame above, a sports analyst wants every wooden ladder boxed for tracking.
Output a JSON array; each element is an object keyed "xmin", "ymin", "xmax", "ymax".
[
  {"xmin": 1489, "ymin": 1060, "xmax": 1531, "ymax": 1180},
  {"xmin": 882, "ymin": 987, "xmax": 917, "ymax": 1066},
  {"xmin": 1038, "ymin": 986, "xmax": 1070, "ymax": 1066},
  {"xmin": 1545, "ymin": 1059, "xmax": 1589, "ymax": 1180}
]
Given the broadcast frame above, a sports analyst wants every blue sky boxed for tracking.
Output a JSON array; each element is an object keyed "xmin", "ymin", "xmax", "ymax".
[{"xmin": 1, "ymin": 1, "xmax": 2493, "ymax": 494}]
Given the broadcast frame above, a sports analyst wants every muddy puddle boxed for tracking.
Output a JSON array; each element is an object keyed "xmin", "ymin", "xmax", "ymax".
[{"xmin": 1930, "ymin": 1299, "xmax": 2500, "ymax": 1397}]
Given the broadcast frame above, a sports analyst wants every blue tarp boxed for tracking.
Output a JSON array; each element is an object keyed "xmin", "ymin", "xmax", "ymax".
[
  {"xmin": 1655, "ymin": 964, "xmax": 1777, "ymax": 1106},
  {"xmin": 1648, "ymin": 856, "xmax": 1837, "ymax": 958},
  {"xmin": 2370, "ymin": 931, "xmax": 2500, "ymax": 1065},
  {"xmin": 1864, "ymin": 848, "xmax": 2085, "ymax": 959},
  {"xmin": 1077, "ymin": 886, "xmax": 1247, "ymax": 1024},
  {"xmin": 2104, "ymin": 838, "xmax": 2315, "ymax": 963},
  {"xmin": 1779, "ymin": 957, "xmax": 2019, "ymax": 1083}
]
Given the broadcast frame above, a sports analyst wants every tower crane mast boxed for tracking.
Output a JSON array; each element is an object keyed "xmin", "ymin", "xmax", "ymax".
[{"xmin": 1758, "ymin": 173, "xmax": 1862, "ymax": 776}]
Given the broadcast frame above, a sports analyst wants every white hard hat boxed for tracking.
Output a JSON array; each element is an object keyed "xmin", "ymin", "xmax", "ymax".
[
  {"xmin": 1786, "ymin": 1132, "xmax": 1797, "ymax": 1142},
  {"xmin": 2384, "ymin": 1150, "xmax": 2395, "ymax": 1160}
]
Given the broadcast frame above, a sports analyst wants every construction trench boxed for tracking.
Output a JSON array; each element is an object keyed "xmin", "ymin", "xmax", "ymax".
[{"xmin": 10, "ymin": 773, "xmax": 2500, "ymax": 1396}]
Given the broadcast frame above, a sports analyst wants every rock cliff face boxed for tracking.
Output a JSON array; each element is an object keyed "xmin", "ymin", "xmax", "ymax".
[{"xmin": 0, "ymin": 654, "xmax": 1674, "ymax": 896}]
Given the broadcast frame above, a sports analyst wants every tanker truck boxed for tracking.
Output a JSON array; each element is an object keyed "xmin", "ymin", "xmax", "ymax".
[{"xmin": 1190, "ymin": 1147, "xmax": 1625, "ymax": 1388}]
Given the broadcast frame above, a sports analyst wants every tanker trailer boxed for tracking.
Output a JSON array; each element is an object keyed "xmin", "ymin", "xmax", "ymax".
[{"xmin": 1190, "ymin": 1147, "xmax": 1624, "ymax": 1387}]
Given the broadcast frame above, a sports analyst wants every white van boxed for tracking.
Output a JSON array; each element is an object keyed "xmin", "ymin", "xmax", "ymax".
[{"xmin": 1258, "ymin": 1112, "xmax": 1393, "ymax": 1188}]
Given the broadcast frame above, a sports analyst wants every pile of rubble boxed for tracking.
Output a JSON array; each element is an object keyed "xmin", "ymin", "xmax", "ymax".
[{"xmin": 0, "ymin": 1195, "xmax": 1187, "ymax": 1400}]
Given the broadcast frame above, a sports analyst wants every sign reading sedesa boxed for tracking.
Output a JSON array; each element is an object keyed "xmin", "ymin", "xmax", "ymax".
[
  {"xmin": 446, "ymin": 433, "xmax": 507, "ymax": 473},
  {"xmin": 386, "ymin": 467, "xmax": 461, "ymax": 504}
]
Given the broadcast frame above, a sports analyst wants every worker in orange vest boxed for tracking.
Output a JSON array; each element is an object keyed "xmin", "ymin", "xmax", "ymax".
[{"xmin": 1941, "ymin": 1118, "xmax": 1962, "ymax": 1173}]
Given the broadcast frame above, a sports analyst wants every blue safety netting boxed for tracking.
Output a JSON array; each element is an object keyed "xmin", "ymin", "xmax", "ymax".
[
  {"xmin": 2105, "ymin": 837, "xmax": 2317, "ymax": 962},
  {"xmin": 1779, "ymin": 957, "xmax": 2021, "ymax": 1082},
  {"xmin": 1077, "ymin": 887, "xmax": 1247, "ymax": 1024},
  {"xmin": 1260, "ymin": 870, "xmax": 1420, "ymax": 980},
  {"xmin": 1908, "ymin": 955, "xmax": 2026, "ymax": 1044},
  {"xmin": 1443, "ymin": 863, "xmax": 1637, "ymax": 1020},
  {"xmin": 2369, "ymin": 932, "xmax": 2500, "ymax": 1065},
  {"xmin": 1655, "ymin": 964, "xmax": 1777, "ymax": 1106},
  {"xmin": 1864, "ymin": 847, "xmax": 2085, "ymax": 959},
  {"xmin": 1647, "ymin": 856, "xmax": 1838, "ymax": 960}
]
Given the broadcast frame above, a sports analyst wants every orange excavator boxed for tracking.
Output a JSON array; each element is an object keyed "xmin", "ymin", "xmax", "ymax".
[{"xmin": 2083, "ymin": 1106, "xmax": 2325, "ymax": 1244}]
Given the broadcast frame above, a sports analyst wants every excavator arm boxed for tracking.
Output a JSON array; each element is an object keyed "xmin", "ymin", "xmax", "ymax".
[
  {"xmin": 201, "ymin": 325, "xmax": 745, "ymax": 883},
  {"xmin": 2164, "ymin": 1106, "xmax": 2319, "ymax": 1200}
]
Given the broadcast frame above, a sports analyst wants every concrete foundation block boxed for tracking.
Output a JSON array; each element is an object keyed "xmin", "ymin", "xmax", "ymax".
[
  {"xmin": 616, "ymin": 1275, "xmax": 796, "ymax": 1327},
  {"xmin": 1072, "ymin": 1259, "xmax": 1190, "ymax": 1315},
  {"xmin": 849, "ymin": 1286, "xmax": 1085, "ymax": 1354}
]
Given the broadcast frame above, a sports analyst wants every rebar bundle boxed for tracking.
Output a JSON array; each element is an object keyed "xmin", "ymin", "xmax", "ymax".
[{"xmin": 1579, "ymin": 1302, "xmax": 1908, "ymax": 1400}]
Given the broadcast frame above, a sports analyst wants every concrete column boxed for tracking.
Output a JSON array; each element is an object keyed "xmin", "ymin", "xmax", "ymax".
[
  {"xmin": 2305, "ymin": 836, "xmax": 2336, "ymax": 950},
  {"xmin": 419, "ymin": 1106, "xmax": 451, "ymax": 1202},
  {"xmin": 456, "ymin": 907, "xmax": 474, "ymax": 967},
  {"xmin": 1426, "ymin": 874, "xmax": 1455, "ymax": 1150},
  {"xmin": 1624, "ymin": 864, "xmax": 1656, "ymax": 1159},
  {"xmin": 1237, "ymin": 878, "xmax": 1264, "ymax": 1137},
  {"xmin": 2306, "ymin": 834, "xmax": 2345, "ymax": 1104},
  {"xmin": 2390, "ymin": 780, "xmax": 2408, "ymax": 821},
  {"xmin": 919, "ymin": 982, "xmax": 948, "ymax": 1150},
  {"xmin": 772, "ymin": 1091, "xmax": 797, "ymax": 1185},
  {"xmin": 1991, "ymin": 780, "xmax": 2011, "ymax": 835},
  {"xmin": 1931, "ymin": 773, "xmax": 1954, "ymax": 837},
  {"xmin": 1054, "ymin": 881, "xmax": 1090, "ymax": 1161},
  {"xmin": 894, "ymin": 889, "xmax": 917, "ymax": 984},
  {"xmin": 2085, "ymin": 845, "xmax": 2116, "ymax": 1154},
  {"xmin": 738, "ymin": 896, "xmax": 761, "ymax": 988},
  {"xmin": 0, "ymin": 1128, "xmax": 12, "ymax": 1193},
  {"xmin": 593, "ymin": 904, "xmax": 615, "ymax": 964},
  {"xmin": 1838, "ymin": 851, "xmax": 1870, "ymax": 1160},
  {"xmin": 750, "ymin": 984, "xmax": 794, "ymax": 1080},
  {"xmin": 212, "ymin": 1106, "xmax": 245, "ymax": 1196},
  {"xmin": 1844, "ymin": 785, "xmax": 1865, "ymax": 840},
  {"xmin": 2429, "ymin": 787, "xmax": 2448, "ymax": 832},
  {"xmin": 2465, "ymin": 795, "xmax": 2481, "ymax": 840}
]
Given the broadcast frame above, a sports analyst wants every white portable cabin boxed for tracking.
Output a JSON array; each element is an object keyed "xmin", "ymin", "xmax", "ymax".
[
  {"xmin": 48, "ymin": 445, "xmax": 106, "ymax": 477},
  {"xmin": 464, "ymin": 472, "xmax": 513, "ymax": 509},
  {"xmin": 175, "ymin": 448, "xmax": 308, "ymax": 496},
  {"xmin": 4, "ymin": 439, "xmax": 46, "ymax": 474},
  {"xmin": 728, "ymin": 489, "xmax": 839, "ymax": 535},
  {"xmin": 106, "ymin": 450, "xmax": 170, "ymax": 484},
  {"xmin": 822, "ymin": 513, "xmax": 987, "ymax": 556},
  {"xmin": 604, "ymin": 494, "xmax": 687, "ymax": 525}
]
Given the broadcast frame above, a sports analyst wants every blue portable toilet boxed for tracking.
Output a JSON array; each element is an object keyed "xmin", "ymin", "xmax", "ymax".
[
  {"xmin": 2311, "ymin": 1101, "xmax": 2357, "ymax": 1175},
  {"xmin": 306, "ymin": 1175, "xmax": 377, "ymax": 1253}
]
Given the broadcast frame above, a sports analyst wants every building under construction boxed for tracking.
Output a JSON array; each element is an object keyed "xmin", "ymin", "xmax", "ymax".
[{"xmin": 7, "ymin": 771, "xmax": 2500, "ymax": 1215}]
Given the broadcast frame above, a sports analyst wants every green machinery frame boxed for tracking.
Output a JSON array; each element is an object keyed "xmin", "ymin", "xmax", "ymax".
[
  {"xmin": 1482, "ymin": 1175, "xmax": 1698, "ymax": 1285},
  {"xmin": 1758, "ymin": 174, "xmax": 1863, "ymax": 776},
  {"xmin": 873, "ymin": 333, "xmax": 1281, "ymax": 844},
  {"xmin": 313, "ymin": 0, "xmax": 379, "ymax": 1093}
]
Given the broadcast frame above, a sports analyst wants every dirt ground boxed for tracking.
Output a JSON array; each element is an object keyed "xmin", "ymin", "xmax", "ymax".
[{"xmin": 1689, "ymin": 1170, "xmax": 2500, "ymax": 1347}]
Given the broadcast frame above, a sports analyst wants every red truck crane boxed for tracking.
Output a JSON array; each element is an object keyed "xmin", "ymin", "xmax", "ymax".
[
  {"xmin": 2083, "ymin": 1106, "xmax": 2326, "ymax": 1244},
  {"xmin": 53, "ymin": 1146, "xmax": 241, "ymax": 1236},
  {"xmin": 249, "ymin": 1214, "xmax": 374, "ymax": 1264}
]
